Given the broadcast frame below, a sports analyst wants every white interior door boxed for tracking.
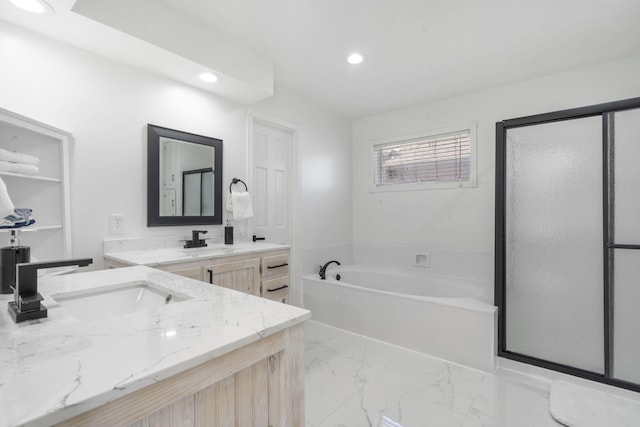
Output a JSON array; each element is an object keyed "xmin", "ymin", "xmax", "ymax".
[{"xmin": 252, "ymin": 121, "xmax": 292, "ymax": 244}]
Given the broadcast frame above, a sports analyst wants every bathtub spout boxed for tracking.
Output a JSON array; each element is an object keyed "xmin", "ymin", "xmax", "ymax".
[{"xmin": 319, "ymin": 260, "xmax": 341, "ymax": 280}]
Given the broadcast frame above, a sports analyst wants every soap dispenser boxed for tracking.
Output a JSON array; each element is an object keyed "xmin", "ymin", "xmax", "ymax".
[
  {"xmin": 224, "ymin": 220, "xmax": 233, "ymax": 245},
  {"xmin": 0, "ymin": 230, "xmax": 30, "ymax": 294}
]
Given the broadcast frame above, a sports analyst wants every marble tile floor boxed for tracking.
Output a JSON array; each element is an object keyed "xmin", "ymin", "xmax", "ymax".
[{"xmin": 304, "ymin": 320, "xmax": 562, "ymax": 427}]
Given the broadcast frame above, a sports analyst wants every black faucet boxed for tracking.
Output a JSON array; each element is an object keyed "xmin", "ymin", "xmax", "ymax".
[
  {"xmin": 184, "ymin": 230, "xmax": 208, "ymax": 248},
  {"xmin": 319, "ymin": 260, "xmax": 341, "ymax": 280},
  {"xmin": 8, "ymin": 258, "xmax": 93, "ymax": 323}
]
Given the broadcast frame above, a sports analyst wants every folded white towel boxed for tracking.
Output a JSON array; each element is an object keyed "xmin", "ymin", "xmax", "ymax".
[
  {"xmin": 0, "ymin": 177, "xmax": 15, "ymax": 218},
  {"xmin": 0, "ymin": 160, "xmax": 39, "ymax": 176},
  {"xmin": 231, "ymin": 191, "xmax": 254, "ymax": 219},
  {"xmin": 0, "ymin": 148, "xmax": 40, "ymax": 166}
]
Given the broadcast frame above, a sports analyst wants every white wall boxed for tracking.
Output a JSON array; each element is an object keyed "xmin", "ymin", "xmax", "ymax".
[
  {"xmin": 352, "ymin": 53, "xmax": 640, "ymax": 276},
  {"xmin": 0, "ymin": 21, "xmax": 352, "ymax": 285},
  {"xmin": 9, "ymin": 14, "xmax": 640, "ymax": 288},
  {"xmin": 251, "ymin": 90, "xmax": 354, "ymax": 275}
]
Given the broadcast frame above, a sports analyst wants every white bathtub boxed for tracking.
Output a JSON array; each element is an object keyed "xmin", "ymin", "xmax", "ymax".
[{"xmin": 303, "ymin": 265, "xmax": 497, "ymax": 371}]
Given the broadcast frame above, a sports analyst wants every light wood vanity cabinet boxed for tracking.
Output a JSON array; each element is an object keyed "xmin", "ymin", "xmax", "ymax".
[
  {"xmin": 205, "ymin": 257, "xmax": 261, "ymax": 296},
  {"xmin": 57, "ymin": 323, "xmax": 305, "ymax": 427},
  {"xmin": 166, "ymin": 265, "xmax": 203, "ymax": 281},
  {"xmin": 261, "ymin": 252, "xmax": 290, "ymax": 303},
  {"xmin": 12, "ymin": 265, "xmax": 308, "ymax": 427},
  {"xmin": 144, "ymin": 248, "xmax": 291, "ymax": 303}
]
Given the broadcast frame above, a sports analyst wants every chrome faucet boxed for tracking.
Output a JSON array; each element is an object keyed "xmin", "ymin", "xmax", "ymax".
[
  {"xmin": 319, "ymin": 260, "xmax": 341, "ymax": 280},
  {"xmin": 8, "ymin": 258, "xmax": 93, "ymax": 323}
]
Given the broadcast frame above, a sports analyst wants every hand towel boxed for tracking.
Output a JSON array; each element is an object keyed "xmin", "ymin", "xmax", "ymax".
[
  {"xmin": 225, "ymin": 189, "xmax": 234, "ymax": 212},
  {"xmin": 0, "ymin": 177, "xmax": 15, "ymax": 218},
  {"xmin": 0, "ymin": 148, "xmax": 40, "ymax": 166},
  {"xmin": 0, "ymin": 160, "xmax": 40, "ymax": 176},
  {"xmin": 231, "ymin": 191, "xmax": 254, "ymax": 219}
]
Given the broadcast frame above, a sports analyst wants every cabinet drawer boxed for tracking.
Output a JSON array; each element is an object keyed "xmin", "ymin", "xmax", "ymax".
[
  {"xmin": 261, "ymin": 254, "xmax": 290, "ymax": 280},
  {"xmin": 262, "ymin": 276, "xmax": 289, "ymax": 301}
]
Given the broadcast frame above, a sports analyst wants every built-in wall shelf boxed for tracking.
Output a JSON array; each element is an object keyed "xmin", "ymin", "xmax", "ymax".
[
  {"xmin": 0, "ymin": 225, "xmax": 63, "ymax": 233},
  {"xmin": 0, "ymin": 108, "xmax": 72, "ymax": 260},
  {"xmin": 0, "ymin": 171, "xmax": 61, "ymax": 182}
]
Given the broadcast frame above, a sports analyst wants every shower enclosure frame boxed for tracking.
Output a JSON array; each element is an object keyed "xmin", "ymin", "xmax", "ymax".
[{"xmin": 495, "ymin": 95, "xmax": 640, "ymax": 393}]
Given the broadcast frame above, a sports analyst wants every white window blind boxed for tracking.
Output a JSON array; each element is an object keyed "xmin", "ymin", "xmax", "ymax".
[{"xmin": 373, "ymin": 129, "xmax": 471, "ymax": 186}]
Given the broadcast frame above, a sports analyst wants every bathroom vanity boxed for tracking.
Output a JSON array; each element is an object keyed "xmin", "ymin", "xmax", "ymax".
[
  {"xmin": 0, "ymin": 266, "xmax": 309, "ymax": 426},
  {"xmin": 104, "ymin": 241, "xmax": 291, "ymax": 303}
]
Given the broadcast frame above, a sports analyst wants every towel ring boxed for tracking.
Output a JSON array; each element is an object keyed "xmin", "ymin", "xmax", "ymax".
[{"xmin": 229, "ymin": 178, "xmax": 248, "ymax": 193}]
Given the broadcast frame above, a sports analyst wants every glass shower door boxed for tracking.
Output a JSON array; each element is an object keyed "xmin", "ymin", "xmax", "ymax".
[
  {"xmin": 504, "ymin": 116, "xmax": 604, "ymax": 372},
  {"xmin": 611, "ymin": 107, "xmax": 640, "ymax": 384}
]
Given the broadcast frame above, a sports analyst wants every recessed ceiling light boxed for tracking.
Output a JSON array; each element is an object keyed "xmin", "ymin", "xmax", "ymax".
[
  {"xmin": 9, "ymin": 0, "xmax": 54, "ymax": 15},
  {"xmin": 198, "ymin": 71, "xmax": 220, "ymax": 83},
  {"xmin": 347, "ymin": 53, "xmax": 364, "ymax": 65}
]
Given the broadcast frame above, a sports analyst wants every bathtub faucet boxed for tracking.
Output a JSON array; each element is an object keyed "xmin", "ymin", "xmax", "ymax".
[{"xmin": 319, "ymin": 260, "xmax": 341, "ymax": 280}]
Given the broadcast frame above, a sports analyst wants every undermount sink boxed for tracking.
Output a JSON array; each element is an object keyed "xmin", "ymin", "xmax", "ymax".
[{"xmin": 50, "ymin": 281, "xmax": 190, "ymax": 321}]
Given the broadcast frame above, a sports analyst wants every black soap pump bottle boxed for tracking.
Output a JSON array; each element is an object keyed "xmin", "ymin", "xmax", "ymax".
[
  {"xmin": 0, "ymin": 229, "xmax": 30, "ymax": 294},
  {"xmin": 224, "ymin": 220, "xmax": 234, "ymax": 245}
]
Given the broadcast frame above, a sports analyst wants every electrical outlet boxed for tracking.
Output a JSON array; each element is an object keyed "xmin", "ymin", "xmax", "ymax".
[{"xmin": 109, "ymin": 214, "xmax": 125, "ymax": 235}]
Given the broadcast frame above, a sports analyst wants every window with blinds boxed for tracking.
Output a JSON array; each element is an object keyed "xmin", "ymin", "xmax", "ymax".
[{"xmin": 373, "ymin": 129, "xmax": 473, "ymax": 189}]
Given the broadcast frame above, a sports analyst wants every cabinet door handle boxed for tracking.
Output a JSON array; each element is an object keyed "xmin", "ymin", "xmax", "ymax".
[
  {"xmin": 207, "ymin": 269, "xmax": 213, "ymax": 283},
  {"xmin": 267, "ymin": 263, "xmax": 289, "ymax": 269},
  {"xmin": 267, "ymin": 285, "xmax": 289, "ymax": 292}
]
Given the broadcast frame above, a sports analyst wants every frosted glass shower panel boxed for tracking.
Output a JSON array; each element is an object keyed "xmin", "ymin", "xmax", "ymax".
[
  {"xmin": 613, "ymin": 249, "xmax": 640, "ymax": 384},
  {"xmin": 505, "ymin": 116, "xmax": 604, "ymax": 372},
  {"xmin": 613, "ymin": 108, "xmax": 640, "ymax": 244}
]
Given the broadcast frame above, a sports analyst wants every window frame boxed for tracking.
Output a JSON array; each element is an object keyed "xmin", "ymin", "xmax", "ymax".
[{"xmin": 368, "ymin": 122, "xmax": 477, "ymax": 192}]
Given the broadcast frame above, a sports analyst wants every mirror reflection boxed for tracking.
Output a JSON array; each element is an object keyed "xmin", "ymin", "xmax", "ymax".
[
  {"xmin": 183, "ymin": 168, "xmax": 213, "ymax": 216},
  {"xmin": 147, "ymin": 124, "xmax": 223, "ymax": 226},
  {"xmin": 159, "ymin": 137, "xmax": 215, "ymax": 216}
]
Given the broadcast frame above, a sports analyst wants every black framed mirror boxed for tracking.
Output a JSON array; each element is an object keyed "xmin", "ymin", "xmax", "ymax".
[{"xmin": 147, "ymin": 124, "xmax": 223, "ymax": 226}]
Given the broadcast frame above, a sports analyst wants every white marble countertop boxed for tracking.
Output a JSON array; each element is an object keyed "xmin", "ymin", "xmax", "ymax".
[
  {"xmin": 0, "ymin": 266, "xmax": 310, "ymax": 427},
  {"xmin": 104, "ymin": 241, "xmax": 290, "ymax": 267}
]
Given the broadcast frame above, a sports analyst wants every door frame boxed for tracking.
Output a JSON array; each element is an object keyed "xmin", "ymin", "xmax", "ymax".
[{"xmin": 247, "ymin": 109, "xmax": 302, "ymax": 306}]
